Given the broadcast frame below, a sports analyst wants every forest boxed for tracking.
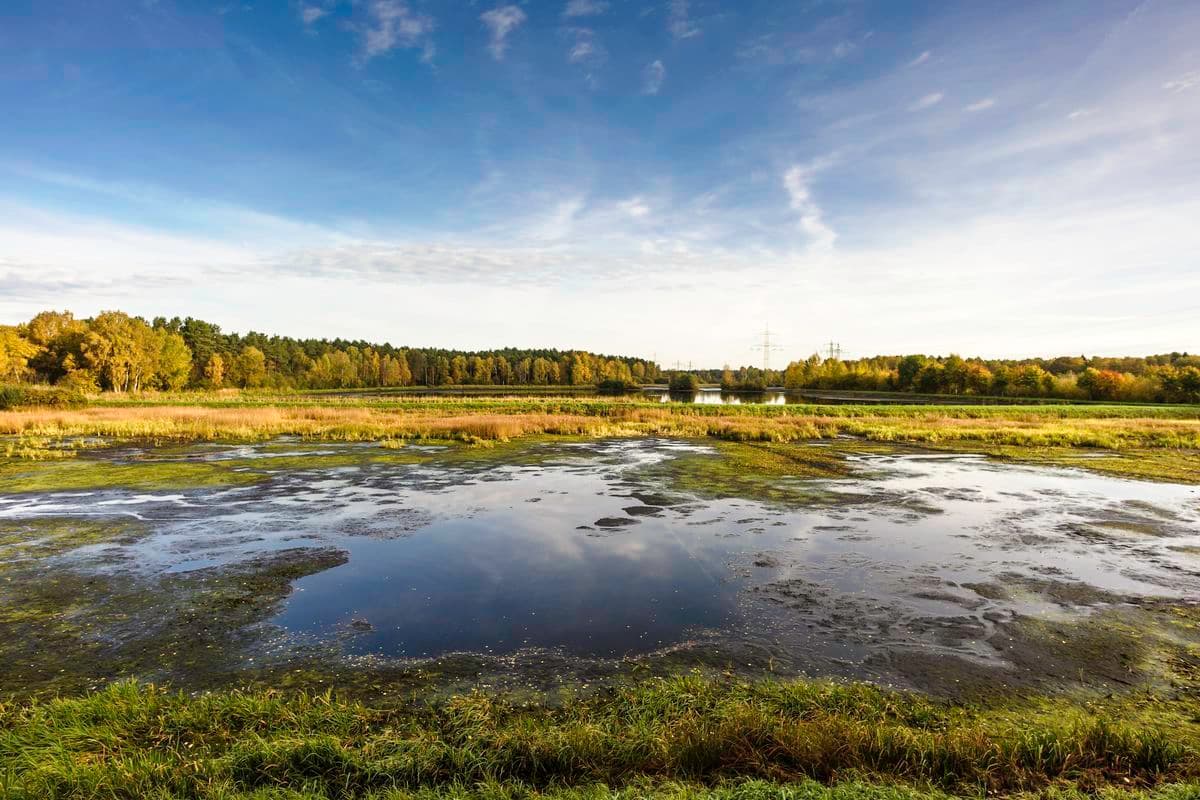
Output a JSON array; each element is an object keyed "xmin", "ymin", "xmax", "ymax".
[
  {"xmin": 705, "ymin": 353, "xmax": 1200, "ymax": 404},
  {"xmin": 0, "ymin": 310, "xmax": 660, "ymax": 392},
  {"xmin": 2, "ymin": 309, "xmax": 1198, "ymax": 403}
]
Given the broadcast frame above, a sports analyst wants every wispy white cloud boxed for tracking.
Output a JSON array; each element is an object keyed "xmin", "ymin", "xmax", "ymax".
[
  {"xmin": 617, "ymin": 196, "xmax": 651, "ymax": 219},
  {"xmin": 908, "ymin": 50, "xmax": 931, "ymax": 67},
  {"xmin": 908, "ymin": 91, "xmax": 944, "ymax": 111},
  {"xmin": 782, "ymin": 161, "xmax": 836, "ymax": 253},
  {"xmin": 642, "ymin": 59, "xmax": 665, "ymax": 95},
  {"xmin": 5, "ymin": 161, "xmax": 1200, "ymax": 362},
  {"xmin": 528, "ymin": 197, "xmax": 586, "ymax": 241},
  {"xmin": 481, "ymin": 5, "xmax": 527, "ymax": 61},
  {"xmin": 736, "ymin": 34, "xmax": 819, "ymax": 66},
  {"xmin": 8, "ymin": 0, "xmax": 1200, "ymax": 363},
  {"xmin": 566, "ymin": 27, "xmax": 605, "ymax": 66},
  {"xmin": 1066, "ymin": 107, "xmax": 1098, "ymax": 120},
  {"xmin": 568, "ymin": 39, "xmax": 594, "ymax": 63},
  {"xmin": 0, "ymin": 164, "xmax": 340, "ymax": 247},
  {"xmin": 563, "ymin": 0, "xmax": 608, "ymax": 19},
  {"xmin": 1162, "ymin": 70, "xmax": 1200, "ymax": 92},
  {"xmin": 668, "ymin": 0, "xmax": 700, "ymax": 40},
  {"xmin": 300, "ymin": 5, "xmax": 327, "ymax": 26},
  {"xmin": 0, "ymin": 202, "xmax": 261, "ymax": 297},
  {"xmin": 356, "ymin": 0, "xmax": 435, "ymax": 64}
]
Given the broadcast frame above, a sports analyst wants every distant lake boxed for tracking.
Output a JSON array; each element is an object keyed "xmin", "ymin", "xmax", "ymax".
[{"xmin": 643, "ymin": 388, "xmax": 788, "ymax": 405}]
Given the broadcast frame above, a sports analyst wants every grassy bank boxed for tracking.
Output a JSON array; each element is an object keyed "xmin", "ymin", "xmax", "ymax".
[{"xmin": 2, "ymin": 675, "xmax": 1198, "ymax": 799}]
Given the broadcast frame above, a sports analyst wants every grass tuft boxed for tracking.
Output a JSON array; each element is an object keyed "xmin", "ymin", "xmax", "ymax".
[{"xmin": 1, "ymin": 676, "xmax": 1197, "ymax": 798}]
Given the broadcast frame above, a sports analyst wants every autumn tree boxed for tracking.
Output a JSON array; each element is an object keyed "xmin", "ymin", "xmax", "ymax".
[
  {"xmin": 1077, "ymin": 368, "xmax": 1127, "ymax": 401},
  {"xmin": 1011, "ymin": 365, "xmax": 1051, "ymax": 397},
  {"xmin": 78, "ymin": 312, "xmax": 160, "ymax": 392},
  {"xmin": 531, "ymin": 357, "xmax": 552, "ymax": 385},
  {"xmin": 494, "ymin": 356, "xmax": 512, "ymax": 385},
  {"xmin": 236, "ymin": 346, "xmax": 268, "ymax": 388},
  {"xmin": 156, "ymin": 331, "xmax": 193, "ymax": 391},
  {"xmin": 203, "ymin": 353, "xmax": 226, "ymax": 388},
  {"xmin": 21, "ymin": 310, "xmax": 88, "ymax": 383},
  {"xmin": 0, "ymin": 326, "xmax": 36, "ymax": 382}
]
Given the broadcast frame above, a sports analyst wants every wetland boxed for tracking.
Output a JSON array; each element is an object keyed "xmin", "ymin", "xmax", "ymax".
[
  {"xmin": 2, "ymin": 435, "xmax": 1198, "ymax": 700},
  {"xmin": 3, "ymin": 409, "xmax": 1200, "ymax": 798}
]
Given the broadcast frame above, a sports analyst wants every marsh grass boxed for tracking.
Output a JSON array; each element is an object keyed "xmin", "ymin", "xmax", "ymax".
[
  {"xmin": 2, "ymin": 397, "xmax": 1197, "ymax": 483},
  {"xmin": 2, "ymin": 435, "xmax": 81, "ymax": 460},
  {"xmin": 2, "ymin": 399, "xmax": 1199, "ymax": 450},
  {"xmin": 1, "ymin": 675, "xmax": 1197, "ymax": 799}
]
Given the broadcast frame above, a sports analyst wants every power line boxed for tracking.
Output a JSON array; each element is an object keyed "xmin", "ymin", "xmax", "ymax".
[
  {"xmin": 751, "ymin": 325, "xmax": 783, "ymax": 373},
  {"xmin": 825, "ymin": 340, "xmax": 842, "ymax": 361}
]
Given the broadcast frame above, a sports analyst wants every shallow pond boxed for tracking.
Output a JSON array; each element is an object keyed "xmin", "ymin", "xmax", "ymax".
[{"xmin": 2, "ymin": 438, "xmax": 1199, "ymax": 694}]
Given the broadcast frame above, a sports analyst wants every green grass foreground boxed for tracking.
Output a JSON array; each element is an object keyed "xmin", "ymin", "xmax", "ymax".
[{"xmin": 2, "ymin": 676, "xmax": 1198, "ymax": 799}]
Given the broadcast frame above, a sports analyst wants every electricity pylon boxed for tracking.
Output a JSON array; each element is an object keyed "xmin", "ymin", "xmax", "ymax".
[{"xmin": 752, "ymin": 325, "xmax": 783, "ymax": 374}]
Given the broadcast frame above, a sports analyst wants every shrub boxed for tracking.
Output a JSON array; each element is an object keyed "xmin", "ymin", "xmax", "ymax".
[
  {"xmin": 0, "ymin": 384, "xmax": 87, "ymax": 410},
  {"xmin": 669, "ymin": 373, "xmax": 700, "ymax": 392}
]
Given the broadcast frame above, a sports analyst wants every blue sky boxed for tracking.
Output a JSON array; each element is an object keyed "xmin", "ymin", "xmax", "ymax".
[{"xmin": 1, "ymin": 0, "xmax": 1198, "ymax": 365}]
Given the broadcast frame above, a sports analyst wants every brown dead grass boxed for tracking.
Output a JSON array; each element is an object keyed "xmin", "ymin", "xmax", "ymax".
[{"xmin": 1, "ymin": 404, "xmax": 1199, "ymax": 452}]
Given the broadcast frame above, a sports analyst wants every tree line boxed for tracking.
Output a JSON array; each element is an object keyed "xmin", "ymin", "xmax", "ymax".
[
  {"xmin": 0, "ymin": 310, "xmax": 661, "ymax": 392},
  {"xmin": 778, "ymin": 353, "xmax": 1200, "ymax": 403},
  {"xmin": 685, "ymin": 353, "xmax": 1200, "ymax": 404}
]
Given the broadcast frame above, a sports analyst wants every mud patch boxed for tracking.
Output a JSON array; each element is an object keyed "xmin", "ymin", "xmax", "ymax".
[
  {"xmin": 963, "ymin": 573, "xmax": 1129, "ymax": 608},
  {"xmin": 0, "ymin": 545, "xmax": 347, "ymax": 696},
  {"xmin": 594, "ymin": 517, "xmax": 639, "ymax": 528},
  {"xmin": 879, "ymin": 601, "xmax": 1200, "ymax": 700},
  {"xmin": 628, "ymin": 492, "xmax": 689, "ymax": 507},
  {"xmin": 622, "ymin": 505, "xmax": 663, "ymax": 517},
  {"xmin": 340, "ymin": 508, "xmax": 434, "ymax": 539}
]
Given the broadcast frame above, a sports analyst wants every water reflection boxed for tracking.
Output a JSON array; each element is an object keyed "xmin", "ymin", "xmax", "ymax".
[
  {"xmin": 2, "ymin": 439, "xmax": 1198, "ymax": 676},
  {"xmin": 646, "ymin": 388, "xmax": 787, "ymax": 405}
]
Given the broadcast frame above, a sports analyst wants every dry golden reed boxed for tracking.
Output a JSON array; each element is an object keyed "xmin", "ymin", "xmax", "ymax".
[{"xmin": 1, "ymin": 402, "xmax": 1199, "ymax": 450}]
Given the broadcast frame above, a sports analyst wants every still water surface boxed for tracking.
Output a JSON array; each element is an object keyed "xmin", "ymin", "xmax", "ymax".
[
  {"xmin": 644, "ymin": 389, "xmax": 787, "ymax": 404},
  {"xmin": 2, "ymin": 439, "xmax": 1198, "ymax": 675}
]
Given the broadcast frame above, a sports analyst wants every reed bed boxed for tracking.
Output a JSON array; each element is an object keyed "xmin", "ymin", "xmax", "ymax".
[{"xmin": 1, "ymin": 402, "xmax": 1199, "ymax": 450}]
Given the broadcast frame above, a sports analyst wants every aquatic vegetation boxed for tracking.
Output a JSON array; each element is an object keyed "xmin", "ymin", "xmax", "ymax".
[
  {"xmin": 1, "ymin": 435, "xmax": 80, "ymax": 460},
  {"xmin": 0, "ymin": 454, "xmax": 269, "ymax": 493},
  {"xmin": 944, "ymin": 444, "xmax": 1200, "ymax": 484},
  {"xmin": 0, "ymin": 545, "xmax": 348, "ymax": 696},
  {"xmin": 1, "ymin": 674, "xmax": 1198, "ymax": 799},
  {"xmin": 0, "ymin": 517, "xmax": 150, "ymax": 564},
  {"xmin": 633, "ymin": 440, "xmax": 857, "ymax": 507}
]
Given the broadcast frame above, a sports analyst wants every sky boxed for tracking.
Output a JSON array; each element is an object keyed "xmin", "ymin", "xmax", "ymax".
[{"xmin": 1, "ymin": 0, "xmax": 1198, "ymax": 367}]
